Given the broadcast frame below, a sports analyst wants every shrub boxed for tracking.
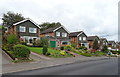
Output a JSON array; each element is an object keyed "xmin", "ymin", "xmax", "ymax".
[
  {"xmin": 40, "ymin": 38, "xmax": 49, "ymax": 47},
  {"xmin": 45, "ymin": 52, "xmax": 51, "ymax": 56},
  {"xmin": 60, "ymin": 46, "xmax": 64, "ymax": 50},
  {"xmin": 43, "ymin": 45, "xmax": 48, "ymax": 55},
  {"xmin": 60, "ymin": 51, "xmax": 65, "ymax": 55},
  {"xmin": 64, "ymin": 45, "xmax": 73, "ymax": 51},
  {"xmin": 71, "ymin": 42, "xmax": 77, "ymax": 48},
  {"xmin": 13, "ymin": 44, "xmax": 30, "ymax": 59},
  {"xmin": 6, "ymin": 33, "xmax": 18, "ymax": 45},
  {"xmin": 79, "ymin": 46, "xmax": 87, "ymax": 50},
  {"xmin": 33, "ymin": 39, "xmax": 41, "ymax": 47}
]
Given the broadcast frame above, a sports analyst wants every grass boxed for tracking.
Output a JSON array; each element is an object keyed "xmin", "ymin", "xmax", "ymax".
[{"xmin": 28, "ymin": 47, "xmax": 73, "ymax": 58}]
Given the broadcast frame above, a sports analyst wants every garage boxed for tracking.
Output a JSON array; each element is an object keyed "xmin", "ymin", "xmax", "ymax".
[{"xmin": 50, "ymin": 41, "xmax": 56, "ymax": 48}]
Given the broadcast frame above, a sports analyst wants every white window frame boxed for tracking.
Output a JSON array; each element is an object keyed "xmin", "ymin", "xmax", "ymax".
[
  {"xmin": 79, "ymin": 37, "xmax": 82, "ymax": 40},
  {"xmin": 83, "ymin": 37, "xmax": 86, "ymax": 40},
  {"xmin": 5, "ymin": 27, "xmax": 8, "ymax": 32},
  {"xmin": 56, "ymin": 32, "xmax": 60, "ymax": 36},
  {"xmin": 29, "ymin": 27, "xmax": 37, "ymax": 33},
  {"xmin": 20, "ymin": 26, "xmax": 26, "ymax": 32},
  {"xmin": 62, "ymin": 32, "xmax": 67, "ymax": 37}
]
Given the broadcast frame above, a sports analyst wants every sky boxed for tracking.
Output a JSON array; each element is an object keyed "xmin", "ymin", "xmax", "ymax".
[{"xmin": 0, "ymin": 0, "xmax": 119, "ymax": 41}]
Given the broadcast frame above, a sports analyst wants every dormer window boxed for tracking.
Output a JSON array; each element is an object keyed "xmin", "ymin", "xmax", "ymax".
[
  {"xmin": 62, "ymin": 33, "xmax": 67, "ymax": 37},
  {"xmin": 56, "ymin": 32, "xmax": 60, "ymax": 36},
  {"xmin": 20, "ymin": 26, "xmax": 26, "ymax": 32}
]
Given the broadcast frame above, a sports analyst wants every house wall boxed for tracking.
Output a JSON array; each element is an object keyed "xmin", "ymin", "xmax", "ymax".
[
  {"xmin": 54, "ymin": 27, "xmax": 69, "ymax": 37},
  {"xmin": 16, "ymin": 20, "xmax": 40, "ymax": 37},
  {"xmin": 40, "ymin": 32, "xmax": 54, "ymax": 37}
]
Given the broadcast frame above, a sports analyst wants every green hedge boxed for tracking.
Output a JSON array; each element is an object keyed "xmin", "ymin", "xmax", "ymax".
[{"xmin": 13, "ymin": 44, "xmax": 30, "ymax": 59}]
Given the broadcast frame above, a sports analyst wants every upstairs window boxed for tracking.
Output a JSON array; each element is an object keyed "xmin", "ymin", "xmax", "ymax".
[
  {"xmin": 20, "ymin": 26, "xmax": 26, "ymax": 32},
  {"xmin": 79, "ymin": 37, "xmax": 82, "ymax": 40},
  {"xmin": 62, "ymin": 33, "xmax": 67, "ymax": 37},
  {"xmin": 56, "ymin": 32, "xmax": 60, "ymax": 36},
  {"xmin": 29, "ymin": 27, "xmax": 37, "ymax": 33},
  {"xmin": 83, "ymin": 37, "xmax": 86, "ymax": 40}
]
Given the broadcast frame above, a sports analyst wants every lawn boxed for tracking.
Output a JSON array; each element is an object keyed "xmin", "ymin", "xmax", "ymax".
[{"xmin": 28, "ymin": 47, "xmax": 73, "ymax": 58}]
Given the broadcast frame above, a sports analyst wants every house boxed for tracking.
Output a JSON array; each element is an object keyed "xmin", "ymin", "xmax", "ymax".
[
  {"xmin": 5, "ymin": 18, "xmax": 40, "ymax": 44},
  {"xmin": 87, "ymin": 36, "xmax": 101, "ymax": 49},
  {"xmin": 116, "ymin": 42, "xmax": 120, "ymax": 50},
  {"xmin": 69, "ymin": 31, "xmax": 89, "ymax": 48},
  {"xmin": 99, "ymin": 38, "xmax": 108, "ymax": 50},
  {"xmin": 40, "ymin": 25, "xmax": 70, "ymax": 48},
  {"xmin": 108, "ymin": 41, "xmax": 116, "ymax": 50}
]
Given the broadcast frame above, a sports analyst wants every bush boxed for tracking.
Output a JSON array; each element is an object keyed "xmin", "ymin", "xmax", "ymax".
[
  {"xmin": 40, "ymin": 38, "xmax": 49, "ymax": 47},
  {"xmin": 80, "ymin": 53, "xmax": 91, "ymax": 57},
  {"xmin": 64, "ymin": 45, "xmax": 73, "ymax": 51},
  {"xmin": 6, "ymin": 33, "xmax": 18, "ymax": 44},
  {"xmin": 71, "ymin": 42, "xmax": 77, "ymax": 48},
  {"xmin": 33, "ymin": 38, "xmax": 48, "ymax": 47},
  {"xmin": 45, "ymin": 52, "xmax": 51, "ymax": 56},
  {"xmin": 60, "ymin": 46, "xmax": 64, "ymax": 50},
  {"xmin": 111, "ymin": 51, "xmax": 118, "ymax": 54},
  {"xmin": 43, "ymin": 45, "xmax": 48, "ymax": 55},
  {"xmin": 13, "ymin": 44, "xmax": 30, "ymax": 59},
  {"xmin": 79, "ymin": 46, "xmax": 87, "ymax": 50}
]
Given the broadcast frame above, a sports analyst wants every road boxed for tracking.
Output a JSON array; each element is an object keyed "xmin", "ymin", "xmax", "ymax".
[{"xmin": 4, "ymin": 58, "xmax": 118, "ymax": 75}]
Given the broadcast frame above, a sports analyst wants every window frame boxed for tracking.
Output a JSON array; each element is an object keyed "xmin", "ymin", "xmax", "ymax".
[
  {"xmin": 79, "ymin": 37, "xmax": 82, "ymax": 40},
  {"xmin": 19, "ymin": 26, "xmax": 26, "ymax": 32},
  {"xmin": 62, "ymin": 32, "xmax": 67, "ymax": 37},
  {"xmin": 29, "ymin": 27, "xmax": 37, "ymax": 33},
  {"xmin": 83, "ymin": 37, "xmax": 86, "ymax": 40},
  {"xmin": 56, "ymin": 32, "xmax": 60, "ymax": 36}
]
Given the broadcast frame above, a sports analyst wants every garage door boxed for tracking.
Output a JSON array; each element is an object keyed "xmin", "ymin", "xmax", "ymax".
[{"xmin": 50, "ymin": 41, "xmax": 56, "ymax": 48}]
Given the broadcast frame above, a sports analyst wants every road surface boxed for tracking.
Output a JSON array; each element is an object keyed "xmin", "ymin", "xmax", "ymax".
[{"xmin": 4, "ymin": 58, "xmax": 118, "ymax": 75}]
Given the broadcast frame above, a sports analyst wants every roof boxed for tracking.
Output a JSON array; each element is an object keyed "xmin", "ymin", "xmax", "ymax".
[
  {"xmin": 41, "ymin": 25, "xmax": 61, "ymax": 34},
  {"xmin": 69, "ymin": 31, "xmax": 83, "ymax": 37},
  {"xmin": 13, "ymin": 18, "xmax": 40, "ymax": 28},
  {"xmin": 100, "ymin": 38, "xmax": 108, "ymax": 42},
  {"xmin": 108, "ymin": 41, "xmax": 116, "ymax": 44},
  {"xmin": 87, "ymin": 36, "xmax": 100, "ymax": 41},
  {"xmin": 41, "ymin": 25, "xmax": 69, "ymax": 34}
]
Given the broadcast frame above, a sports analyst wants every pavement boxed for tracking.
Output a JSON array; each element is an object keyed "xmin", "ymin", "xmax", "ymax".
[
  {"xmin": 4, "ymin": 57, "xmax": 118, "ymax": 75},
  {"xmin": 2, "ymin": 53, "xmax": 110, "ymax": 74}
]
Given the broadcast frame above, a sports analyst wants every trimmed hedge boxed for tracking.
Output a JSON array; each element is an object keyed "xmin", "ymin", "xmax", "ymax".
[
  {"xmin": 43, "ymin": 45, "xmax": 48, "ymax": 55},
  {"xmin": 13, "ymin": 44, "xmax": 30, "ymax": 59}
]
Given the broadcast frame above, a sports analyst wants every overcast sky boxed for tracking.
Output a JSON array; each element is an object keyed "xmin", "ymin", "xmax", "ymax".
[{"xmin": 0, "ymin": 0, "xmax": 119, "ymax": 41}]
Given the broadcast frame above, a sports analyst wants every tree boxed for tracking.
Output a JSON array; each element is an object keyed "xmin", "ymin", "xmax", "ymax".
[
  {"xmin": 40, "ymin": 22, "xmax": 61, "ymax": 32},
  {"xmin": 2, "ymin": 11, "xmax": 25, "ymax": 26},
  {"xmin": 93, "ymin": 39, "xmax": 99, "ymax": 50}
]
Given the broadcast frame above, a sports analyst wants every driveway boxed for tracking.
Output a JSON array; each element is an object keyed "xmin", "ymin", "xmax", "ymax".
[{"xmin": 2, "ymin": 51, "xmax": 12, "ymax": 65}]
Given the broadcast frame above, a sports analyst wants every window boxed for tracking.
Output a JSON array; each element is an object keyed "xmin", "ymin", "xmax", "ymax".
[
  {"xmin": 5, "ymin": 27, "xmax": 8, "ymax": 32},
  {"xmin": 79, "ymin": 37, "xmax": 82, "ymax": 40},
  {"xmin": 62, "ymin": 41, "xmax": 68, "ymax": 45},
  {"xmin": 45, "ymin": 34, "xmax": 49, "ymax": 36},
  {"xmin": 56, "ymin": 32, "xmax": 60, "ymax": 36},
  {"xmin": 98, "ymin": 41, "xmax": 100, "ymax": 43},
  {"xmin": 83, "ymin": 37, "xmax": 86, "ymax": 40},
  {"xmin": 20, "ymin": 26, "xmax": 26, "ymax": 32},
  {"xmin": 62, "ymin": 33, "xmax": 67, "ymax": 37},
  {"xmin": 29, "ymin": 28, "xmax": 37, "ymax": 33}
]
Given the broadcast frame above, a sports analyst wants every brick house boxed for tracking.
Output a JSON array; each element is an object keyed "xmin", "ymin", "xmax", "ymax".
[
  {"xmin": 40, "ymin": 25, "xmax": 70, "ymax": 48},
  {"xmin": 99, "ymin": 38, "xmax": 108, "ymax": 50},
  {"xmin": 69, "ymin": 31, "xmax": 89, "ymax": 48},
  {"xmin": 87, "ymin": 36, "xmax": 101, "ymax": 49},
  {"xmin": 4, "ymin": 18, "xmax": 40, "ymax": 44},
  {"xmin": 108, "ymin": 41, "xmax": 116, "ymax": 50}
]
